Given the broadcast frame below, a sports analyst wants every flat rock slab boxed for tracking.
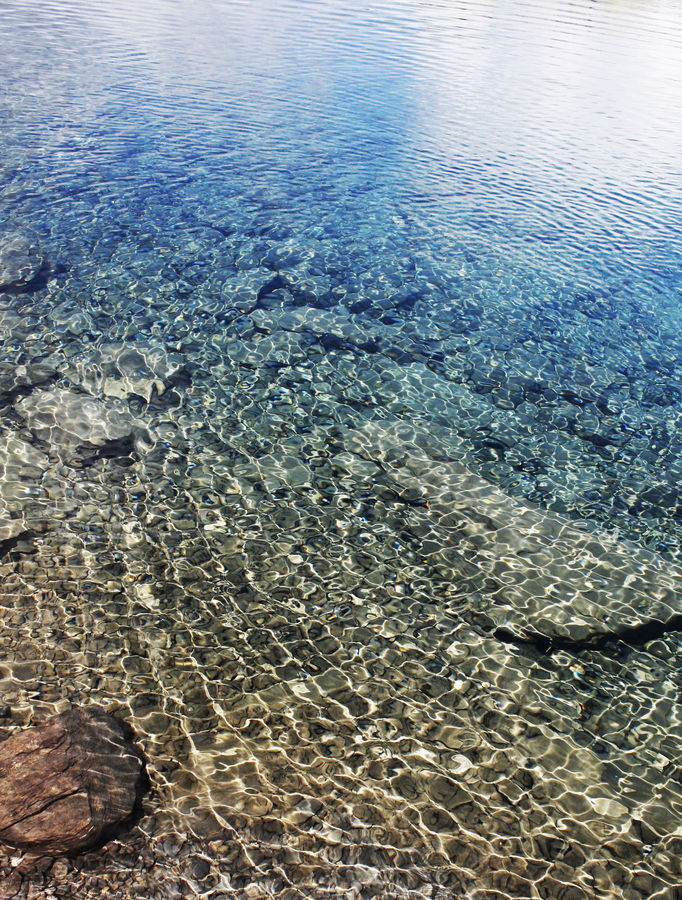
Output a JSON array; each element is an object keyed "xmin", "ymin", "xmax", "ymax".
[
  {"xmin": 0, "ymin": 233, "xmax": 44, "ymax": 291},
  {"xmin": 0, "ymin": 432, "xmax": 50, "ymax": 541},
  {"xmin": 0, "ymin": 707, "xmax": 145, "ymax": 856},
  {"xmin": 16, "ymin": 386, "xmax": 137, "ymax": 451},
  {"xmin": 344, "ymin": 418, "xmax": 682, "ymax": 647},
  {"xmin": 66, "ymin": 340, "xmax": 185, "ymax": 402},
  {"xmin": 250, "ymin": 306, "xmax": 374, "ymax": 348}
]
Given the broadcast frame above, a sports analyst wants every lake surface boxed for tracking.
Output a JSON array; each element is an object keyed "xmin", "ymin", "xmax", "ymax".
[{"xmin": 1, "ymin": 1, "xmax": 682, "ymax": 897}]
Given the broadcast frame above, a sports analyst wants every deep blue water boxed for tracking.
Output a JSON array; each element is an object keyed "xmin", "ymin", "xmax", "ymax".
[{"xmin": 2, "ymin": 2, "xmax": 682, "ymax": 898}]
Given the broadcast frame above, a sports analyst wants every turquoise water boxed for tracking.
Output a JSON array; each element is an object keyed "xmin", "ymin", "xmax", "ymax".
[{"xmin": 2, "ymin": 2, "xmax": 682, "ymax": 898}]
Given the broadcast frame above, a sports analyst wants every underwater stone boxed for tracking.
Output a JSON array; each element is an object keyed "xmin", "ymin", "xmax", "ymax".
[
  {"xmin": 0, "ymin": 707, "xmax": 146, "ymax": 856},
  {"xmin": 250, "ymin": 307, "xmax": 373, "ymax": 349},
  {"xmin": 0, "ymin": 233, "xmax": 44, "ymax": 291},
  {"xmin": 67, "ymin": 341, "xmax": 186, "ymax": 403},
  {"xmin": 16, "ymin": 386, "xmax": 139, "ymax": 451},
  {"xmin": 0, "ymin": 362, "xmax": 57, "ymax": 406},
  {"xmin": 344, "ymin": 418, "xmax": 682, "ymax": 647},
  {"xmin": 0, "ymin": 432, "xmax": 51, "ymax": 539}
]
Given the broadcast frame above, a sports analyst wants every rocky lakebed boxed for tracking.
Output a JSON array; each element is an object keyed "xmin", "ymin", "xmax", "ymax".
[{"xmin": 1, "ymin": 213, "xmax": 682, "ymax": 900}]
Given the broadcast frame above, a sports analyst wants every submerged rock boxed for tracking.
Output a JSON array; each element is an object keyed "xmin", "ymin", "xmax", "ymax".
[
  {"xmin": 0, "ymin": 707, "xmax": 146, "ymax": 856},
  {"xmin": 66, "ymin": 341, "xmax": 187, "ymax": 403},
  {"xmin": 344, "ymin": 418, "xmax": 682, "ymax": 647},
  {"xmin": 0, "ymin": 432, "xmax": 50, "ymax": 541},
  {"xmin": 0, "ymin": 361, "xmax": 57, "ymax": 407},
  {"xmin": 250, "ymin": 306, "xmax": 376, "ymax": 350},
  {"xmin": 0, "ymin": 233, "xmax": 44, "ymax": 291},
  {"xmin": 16, "ymin": 386, "xmax": 139, "ymax": 452}
]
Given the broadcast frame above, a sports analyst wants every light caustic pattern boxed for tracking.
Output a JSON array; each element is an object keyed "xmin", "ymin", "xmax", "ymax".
[
  {"xmin": 2, "ymin": 250, "xmax": 682, "ymax": 899},
  {"xmin": 2, "ymin": 0, "xmax": 682, "ymax": 898}
]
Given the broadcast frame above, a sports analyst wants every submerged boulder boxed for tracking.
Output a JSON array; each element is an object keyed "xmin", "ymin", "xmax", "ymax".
[
  {"xmin": 0, "ymin": 431, "xmax": 50, "ymax": 542},
  {"xmin": 0, "ymin": 233, "xmax": 44, "ymax": 291},
  {"xmin": 344, "ymin": 418, "xmax": 682, "ymax": 648},
  {"xmin": 66, "ymin": 340, "xmax": 186, "ymax": 402},
  {"xmin": 0, "ymin": 707, "xmax": 146, "ymax": 856},
  {"xmin": 16, "ymin": 386, "xmax": 138, "ymax": 452}
]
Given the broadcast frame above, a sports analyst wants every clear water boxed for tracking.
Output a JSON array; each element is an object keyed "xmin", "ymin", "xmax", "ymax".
[{"xmin": 1, "ymin": 1, "xmax": 682, "ymax": 898}]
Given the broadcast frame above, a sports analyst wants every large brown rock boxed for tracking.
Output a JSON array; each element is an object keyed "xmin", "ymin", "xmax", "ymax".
[{"xmin": 0, "ymin": 707, "xmax": 146, "ymax": 856}]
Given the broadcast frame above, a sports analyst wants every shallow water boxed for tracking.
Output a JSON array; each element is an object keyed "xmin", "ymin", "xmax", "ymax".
[{"xmin": 1, "ymin": 1, "xmax": 682, "ymax": 898}]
